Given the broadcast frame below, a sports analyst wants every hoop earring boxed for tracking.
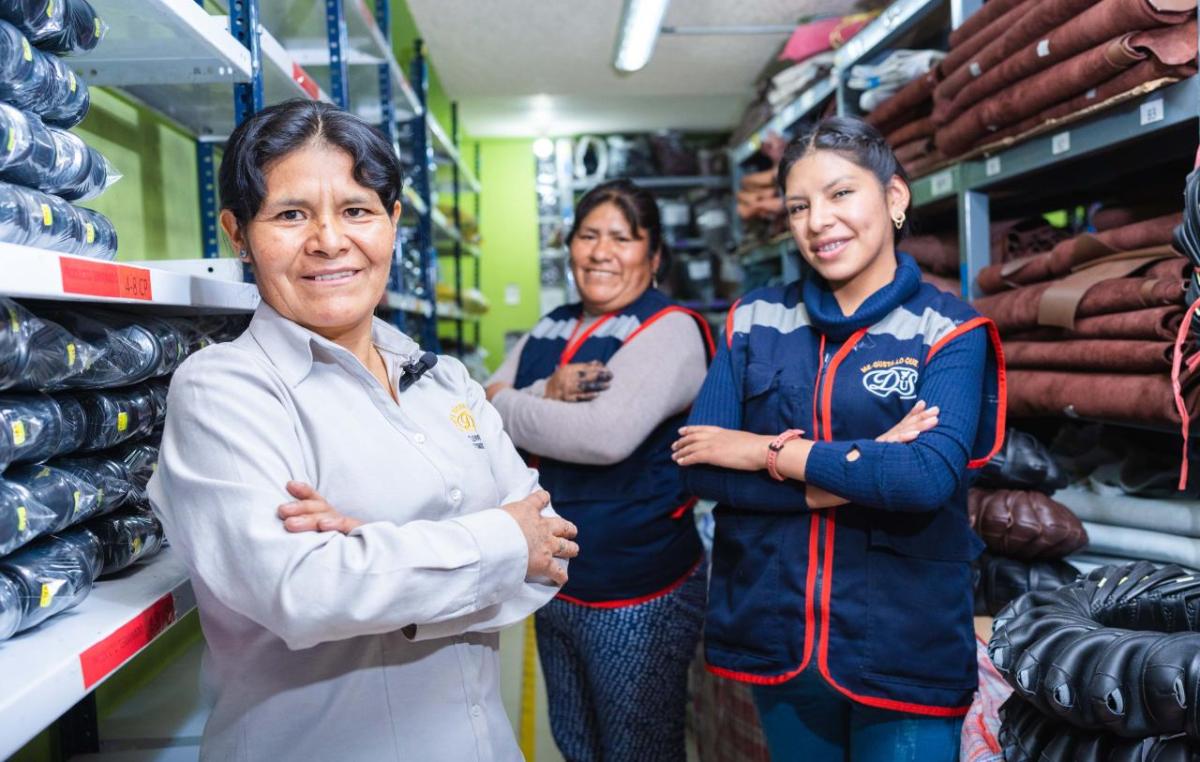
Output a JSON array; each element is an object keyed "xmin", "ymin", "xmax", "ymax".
[
  {"xmin": 892, "ymin": 211, "xmax": 906, "ymax": 230},
  {"xmin": 239, "ymin": 249, "xmax": 250, "ymax": 262}
]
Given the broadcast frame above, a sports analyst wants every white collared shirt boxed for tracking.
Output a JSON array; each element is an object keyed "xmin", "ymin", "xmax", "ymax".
[{"xmin": 149, "ymin": 303, "xmax": 557, "ymax": 761}]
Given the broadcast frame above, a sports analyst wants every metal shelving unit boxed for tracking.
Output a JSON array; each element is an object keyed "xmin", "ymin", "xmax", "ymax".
[{"xmin": 0, "ymin": 552, "xmax": 196, "ymax": 760}]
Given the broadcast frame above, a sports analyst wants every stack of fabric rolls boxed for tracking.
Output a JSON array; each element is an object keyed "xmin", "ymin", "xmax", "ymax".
[
  {"xmin": 930, "ymin": 0, "xmax": 1198, "ymax": 161},
  {"xmin": 973, "ymin": 211, "xmax": 1196, "ymax": 427},
  {"xmin": 862, "ymin": 53, "xmax": 943, "ymax": 177}
]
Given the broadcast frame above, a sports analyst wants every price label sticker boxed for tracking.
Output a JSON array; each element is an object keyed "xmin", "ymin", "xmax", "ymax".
[
  {"xmin": 16, "ymin": 506, "xmax": 26, "ymax": 532},
  {"xmin": 117, "ymin": 412, "xmax": 128, "ymax": 432},
  {"xmin": 986, "ymin": 156, "xmax": 1002, "ymax": 177},
  {"xmin": 8, "ymin": 307, "xmax": 17, "ymax": 332},
  {"xmin": 67, "ymin": 71, "xmax": 76, "ymax": 93},
  {"xmin": 21, "ymin": 38, "xmax": 31, "ymax": 62},
  {"xmin": 46, "ymin": 0, "xmax": 55, "ymax": 17},
  {"xmin": 94, "ymin": 17, "xmax": 101, "ymax": 38},
  {"xmin": 1051, "ymin": 132, "xmax": 1071, "ymax": 155},
  {"xmin": 40, "ymin": 580, "xmax": 64, "ymax": 608},
  {"xmin": 5, "ymin": 129, "xmax": 13, "ymax": 153},
  {"xmin": 66, "ymin": 342, "xmax": 75, "ymax": 366},
  {"xmin": 132, "ymin": 537, "xmax": 142, "ymax": 555},
  {"xmin": 930, "ymin": 170, "xmax": 954, "ymax": 196},
  {"xmin": 73, "ymin": 490, "xmax": 81, "ymax": 516},
  {"xmin": 1140, "ymin": 98, "xmax": 1164, "ymax": 126},
  {"xmin": 11, "ymin": 420, "xmax": 25, "ymax": 446},
  {"xmin": 84, "ymin": 221, "xmax": 95, "ymax": 243},
  {"xmin": 40, "ymin": 203, "xmax": 52, "ymax": 226}
]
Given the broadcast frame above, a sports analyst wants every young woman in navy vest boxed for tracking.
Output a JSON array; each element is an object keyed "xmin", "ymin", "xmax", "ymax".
[
  {"xmin": 674, "ymin": 117, "xmax": 1006, "ymax": 761},
  {"xmin": 486, "ymin": 179, "xmax": 716, "ymax": 761}
]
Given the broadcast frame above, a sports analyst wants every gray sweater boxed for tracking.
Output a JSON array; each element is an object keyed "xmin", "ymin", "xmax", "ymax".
[{"xmin": 488, "ymin": 311, "xmax": 709, "ymax": 465}]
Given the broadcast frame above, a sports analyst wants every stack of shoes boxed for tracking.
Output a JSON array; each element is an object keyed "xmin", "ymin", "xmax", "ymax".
[
  {"xmin": 0, "ymin": 0, "xmax": 119, "ymax": 259},
  {"xmin": 970, "ymin": 429, "xmax": 1086, "ymax": 615},
  {"xmin": 0, "ymin": 297, "xmax": 246, "ymax": 642},
  {"xmin": 930, "ymin": 0, "xmax": 1198, "ymax": 161},
  {"xmin": 989, "ymin": 561, "xmax": 1200, "ymax": 760}
]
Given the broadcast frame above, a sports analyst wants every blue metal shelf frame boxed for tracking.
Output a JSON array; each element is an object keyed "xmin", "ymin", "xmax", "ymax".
[
  {"xmin": 410, "ymin": 39, "xmax": 439, "ymax": 350},
  {"xmin": 325, "ymin": 0, "xmax": 350, "ymax": 110}
]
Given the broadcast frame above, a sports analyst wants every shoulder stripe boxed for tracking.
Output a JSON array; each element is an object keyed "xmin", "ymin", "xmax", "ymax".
[
  {"xmin": 867, "ymin": 305, "xmax": 960, "ymax": 346},
  {"xmin": 730, "ymin": 300, "xmax": 812, "ymax": 337},
  {"xmin": 530, "ymin": 317, "xmax": 579, "ymax": 340}
]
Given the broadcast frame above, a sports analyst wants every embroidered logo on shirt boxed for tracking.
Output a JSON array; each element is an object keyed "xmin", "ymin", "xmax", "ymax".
[
  {"xmin": 450, "ymin": 403, "xmax": 485, "ymax": 449},
  {"xmin": 860, "ymin": 358, "xmax": 919, "ymax": 399}
]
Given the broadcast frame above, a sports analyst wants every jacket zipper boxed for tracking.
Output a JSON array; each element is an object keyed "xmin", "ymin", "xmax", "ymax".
[{"xmin": 809, "ymin": 339, "xmax": 832, "ymax": 664}]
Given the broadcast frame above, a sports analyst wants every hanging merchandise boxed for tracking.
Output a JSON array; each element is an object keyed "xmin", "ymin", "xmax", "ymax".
[
  {"xmin": 0, "ymin": 525, "xmax": 101, "ymax": 637},
  {"xmin": 990, "ymin": 561, "xmax": 1200, "ymax": 740},
  {"xmin": 36, "ymin": 0, "xmax": 105, "ymax": 55},
  {"xmin": 0, "ymin": 569, "xmax": 19, "ymax": 641},
  {"xmin": 50, "ymin": 452, "xmax": 129, "ymax": 515},
  {"xmin": 973, "ymin": 552, "xmax": 1080, "ymax": 616},
  {"xmin": 0, "ymin": 392, "xmax": 84, "ymax": 469},
  {"xmin": 0, "ymin": 105, "xmax": 118, "ymax": 200},
  {"xmin": 0, "ymin": 22, "xmax": 90, "ymax": 128},
  {"xmin": 86, "ymin": 510, "xmax": 164, "ymax": 577},
  {"xmin": 71, "ymin": 386, "xmax": 156, "ymax": 453},
  {"xmin": 0, "ymin": 477, "xmax": 57, "ymax": 556},
  {"xmin": 0, "ymin": 181, "xmax": 117, "ymax": 259},
  {"xmin": 573, "ymin": 135, "xmax": 607, "ymax": 186},
  {"xmin": 4, "ymin": 462, "xmax": 101, "ymax": 532},
  {"xmin": 0, "ymin": 0, "xmax": 64, "ymax": 45}
]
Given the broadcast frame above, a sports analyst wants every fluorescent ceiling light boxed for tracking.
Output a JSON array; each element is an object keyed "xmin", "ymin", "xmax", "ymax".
[{"xmin": 613, "ymin": 0, "xmax": 671, "ymax": 73}]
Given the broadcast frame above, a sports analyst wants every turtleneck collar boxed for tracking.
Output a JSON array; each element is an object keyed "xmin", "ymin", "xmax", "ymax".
[{"xmin": 802, "ymin": 251, "xmax": 923, "ymax": 340}]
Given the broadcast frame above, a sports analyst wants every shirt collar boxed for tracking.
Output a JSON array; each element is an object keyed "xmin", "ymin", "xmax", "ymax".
[
  {"xmin": 802, "ymin": 252, "xmax": 922, "ymax": 340},
  {"xmin": 247, "ymin": 302, "xmax": 423, "ymax": 387}
]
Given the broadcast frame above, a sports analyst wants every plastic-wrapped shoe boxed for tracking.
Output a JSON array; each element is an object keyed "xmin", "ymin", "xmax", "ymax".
[
  {"xmin": 87, "ymin": 510, "xmax": 164, "ymax": 576},
  {"xmin": 0, "ymin": 525, "xmax": 101, "ymax": 633}
]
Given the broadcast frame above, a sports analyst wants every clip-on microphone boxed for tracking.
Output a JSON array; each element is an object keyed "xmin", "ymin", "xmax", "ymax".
[{"xmin": 397, "ymin": 351, "xmax": 438, "ymax": 392}]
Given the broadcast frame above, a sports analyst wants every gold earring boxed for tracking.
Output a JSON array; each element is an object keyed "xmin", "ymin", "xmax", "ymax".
[{"xmin": 892, "ymin": 211, "xmax": 906, "ymax": 230}]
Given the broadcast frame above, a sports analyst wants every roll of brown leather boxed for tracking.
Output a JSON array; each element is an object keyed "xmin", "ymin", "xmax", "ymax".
[
  {"xmin": 1006, "ymin": 305, "xmax": 1185, "ymax": 341},
  {"xmin": 1007, "ymin": 369, "xmax": 1200, "ymax": 424},
  {"xmin": 968, "ymin": 488, "xmax": 1089, "ymax": 560},
  {"xmin": 1003, "ymin": 338, "xmax": 1179, "ymax": 373}
]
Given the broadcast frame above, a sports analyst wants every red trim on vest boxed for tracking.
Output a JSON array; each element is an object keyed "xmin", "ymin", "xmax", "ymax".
[
  {"xmin": 625, "ymin": 305, "xmax": 717, "ymax": 360},
  {"xmin": 725, "ymin": 299, "xmax": 743, "ymax": 350},
  {"xmin": 704, "ymin": 661, "xmax": 806, "ymax": 686},
  {"xmin": 925, "ymin": 317, "xmax": 1007, "ymax": 469},
  {"xmin": 813, "ymin": 331, "xmax": 973, "ymax": 718},
  {"xmin": 670, "ymin": 496, "xmax": 699, "ymax": 519},
  {"xmin": 555, "ymin": 558, "xmax": 701, "ymax": 609},
  {"xmin": 560, "ymin": 313, "xmax": 615, "ymax": 365},
  {"xmin": 800, "ymin": 512, "xmax": 820, "ymax": 671}
]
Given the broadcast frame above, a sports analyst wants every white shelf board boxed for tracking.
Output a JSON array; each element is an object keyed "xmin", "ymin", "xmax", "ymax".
[
  {"xmin": 0, "ymin": 550, "xmax": 196, "ymax": 760},
  {"xmin": 428, "ymin": 115, "xmax": 481, "ymax": 194},
  {"xmin": 0, "ymin": 244, "xmax": 260, "ymax": 312},
  {"xmin": 117, "ymin": 21, "xmax": 328, "ymax": 139},
  {"xmin": 384, "ymin": 291, "xmax": 433, "ymax": 318},
  {"xmin": 78, "ymin": 0, "xmax": 251, "ymax": 87},
  {"xmin": 249, "ymin": 0, "xmax": 421, "ymax": 120},
  {"xmin": 402, "ymin": 186, "xmax": 429, "ymax": 216}
]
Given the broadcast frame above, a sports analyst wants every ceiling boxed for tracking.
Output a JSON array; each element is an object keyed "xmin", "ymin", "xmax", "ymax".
[{"xmin": 407, "ymin": 0, "xmax": 864, "ymax": 137}]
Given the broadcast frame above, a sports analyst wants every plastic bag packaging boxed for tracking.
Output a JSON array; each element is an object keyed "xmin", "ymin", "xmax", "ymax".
[
  {"xmin": 0, "ymin": 102, "xmax": 55, "ymax": 188},
  {"xmin": 0, "ymin": 476, "xmax": 58, "ymax": 556},
  {"xmin": 5, "ymin": 461, "xmax": 101, "ymax": 531},
  {"xmin": 19, "ymin": 314, "xmax": 96, "ymax": 390},
  {"xmin": 144, "ymin": 378, "xmax": 168, "ymax": 425},
  {"xmin": 0, "ymin": 181, "xmax": 116, "ymax": 259},
  {"xmin": 0, "ymin": 296, "xmax": 34, "ymax": 389},
  {"xmin": 71, "ymin": 387, "xmax": 155, "ymax": 453},
  {"xmin": 87, "ymin": 510, "xmax": 163, "ymax": 577},
  {"xmin": 0, "ymin": 24, "xmax": 90, "ymax": 128},
  {"xmin": 49, "ymin": 453, "xmax": 129, "ymax": 515},
  {"xmin": 44, "ymin": 123, "xmax": 116, "ymax": 201},
  {"xmin": 108, "ymin": 438, "xmax": 157, "ymax": 500},
  {"xmin": 0, "ymin": 570, "xmax": 21, "ymax": 641},
  {"xmin": 0, "ymin": 392, "xmax": 84, "ymax": 468},
  {"xmin": 46, "ymin": 310, "xmax": 170, "ymax": 388},
  {"xmin": 0, "ymin": 525, "xmax": 100, "ymax": 634},
  {"xmin": 0, "ymin": 0, "xmax": 64, "ymax": 44},
  {"xmin": 36, "ymin": 54, "xmax": 88, "ymax": 129},
  {"xmin": 37, "ymin": 0, "xmax": 104, "ymax": 55}
]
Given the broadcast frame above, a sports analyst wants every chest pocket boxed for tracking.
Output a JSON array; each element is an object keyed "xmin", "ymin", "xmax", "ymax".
[{"xmin": 742, "ymin": 362, "xmax": 812, "ymax": 433}]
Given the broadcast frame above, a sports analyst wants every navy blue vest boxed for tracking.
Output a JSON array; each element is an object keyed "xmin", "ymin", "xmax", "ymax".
[
  {"xmin": 515, "ymin": 288, "xmax": 713, "ymax": 604},
  {"xmin": 705, "ymin": 254, "xmax": 1004, "ymax": 716}
]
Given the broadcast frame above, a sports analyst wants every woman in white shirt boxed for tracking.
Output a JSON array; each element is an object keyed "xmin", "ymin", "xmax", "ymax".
[{"xmin": 149, "ymin": 99, "xmax": 578, "ymax": 762}]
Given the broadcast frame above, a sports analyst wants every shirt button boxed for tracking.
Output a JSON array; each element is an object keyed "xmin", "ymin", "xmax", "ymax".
[
  {"xmin": 471, "ymin": 705, "xmax": 482, "ymax": 718},
  {"xmin": 450, "ymin": 489, "xmax": 463, "ymax": 502},
  {"xmin": 413, "ymin": 433, "xmax": 426, "ymax": 445}
]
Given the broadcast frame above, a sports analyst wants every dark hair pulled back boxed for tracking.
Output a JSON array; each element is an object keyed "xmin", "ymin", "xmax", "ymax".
[
  {"xmin": 776, "ymin": 116, "xmax": 912, "ymax": 240},
  {"xmin": 568, "ymin": 178, "xmax": 670, "ymax": 280},
  {"xmin": 218, "ymin": 99, "xmax": 403, "ymax": 228}
]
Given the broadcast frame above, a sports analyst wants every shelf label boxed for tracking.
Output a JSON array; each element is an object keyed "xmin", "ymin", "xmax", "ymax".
[
  {"xmin": 1140, "ymin": 98, "xmax": 1165, "ymax": 126},
  {"xmin": 985, "ymin": 156, "xmax": 1002, "ymax": 177},
  {"xmin": 930, "ymin": 170, "xmax": 954, "ymax": 196},
  {"xmin": 80, "ymin": 594, "xmax": 176, "ymax": 690},
  {"xmin": 292, "ymin": 62, "xmax": 320, "ymax": 100},
  {"xmin": 60, "ymin": 259, "xmax": 155, "ymax": 302},
  {"xmin": 11, "ymin": 420, "xmax": 25, "ymax": 445},
  {"xmin": 1051, "ymin": 132, "xmax": 1071, "ymax": 155}
]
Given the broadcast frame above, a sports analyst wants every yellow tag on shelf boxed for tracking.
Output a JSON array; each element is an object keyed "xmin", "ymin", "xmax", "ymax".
[
  {"xmin": 41, "ymin": 203, "xmax": 52, "ymax": 226},
  {"xmin": 117, "ymin": 412, "xmax": 128, "ymax": 432},
  {"xmin": 16, "ymin": 506, "xmax": 26, "ymax": 532},
  {"xmin": 66, "ymin": 342, "xmax": 76, "ymax": 366},
  {"xmin": 84, "ymin": 222, "xmax": 94, "ymax": 243},
  {"xmin": 11, "ymin": 420, "xmax": 25, "ymax": 446},
  {"xmin": 67, "ymin": 71, "xmax": 76, "ymax": 93},
  {"xmin": 21, "ymin": 38, "xmax": 31, "ymax": 62}
]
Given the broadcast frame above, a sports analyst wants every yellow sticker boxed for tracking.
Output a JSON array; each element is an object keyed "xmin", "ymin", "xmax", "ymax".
[
  {"xmin": 66, "ymin": 342, "xmax": 76, "ymax": 366},
  {"xmin": 40, "ymin": 203, "xmax": 52, "ymax": 226},
  {"xmin": 37, "ymin": 466, "xmax": 49, "ymax": 477},
  {"xmin": 84, "ymin": 221, "xmax": 94, "ymax": 243},
  {"xmin": 151, "ymin": 462, "xmax": 157, "ymax": 472},
  {"xmin": 39, "ymin": 580, "xmax": 63, "ymax": 608},
  {"xmin": 45, "ymin": 0, "xmax": 54, "ymax": 18},
  {"xmin": 8, "ymin": 307, "xmax": 18, "ymax": 332},
  {"xmin": 96, "ymin": 488, "xmax": 104, "ymax": 504},
  {"xmin": 94, "ymin": 18, "xmax": 101, "ymax": 38},
  {"xmin": 67, "ymin": 71, "xmax": 76, "ymax": 93},
  {"xmin": 21, "ymin": 38, "xmax": 31, "ymax": 62},
  {"xmin": 132, "ymin": 536, "xmax": 142, "ymax": 554},
  {"xmin": 5, "ymin": 129, "xmax": 13, "ymax": 153},
  {"xmin": 16, "ymin": 506, "xmax": 26, "ymax": 532},
  {"xmin": 72, "ymin": 490, "xmax": 81, "ymax": 515},
  {"xmin": 11, "ymin": 420, "xmax": 25, "ymax": 446},
  {"xmin": 116, "ymin": 411, "xmax": 128, "ymax": 432}
]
